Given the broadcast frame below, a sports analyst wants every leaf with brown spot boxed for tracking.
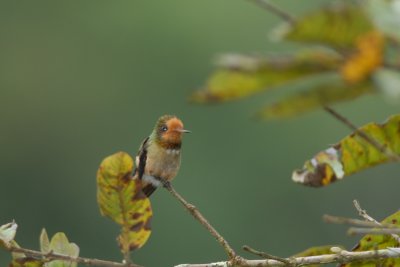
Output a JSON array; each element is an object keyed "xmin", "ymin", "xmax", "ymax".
[
  {"xmin": 292, "ymin": 245, "xmax": 343, "ymax": 267},
  {"xmin": 339, "ymin": 211, "xmax": 400, "ymax": 267},
  {"xmin": 97, "ymin": 152, "xmax": 152, "ymax": 253},
  {"xmin": 191, "ymin": 50, "xmax": 342, "ymax": 103},
  {"xmin": 293, "ymin": 114, "xmax": 400, "ymax": 187},
  {"xmin": 278, "ymin": 3, "xmax": 373, "ymax": 48}
]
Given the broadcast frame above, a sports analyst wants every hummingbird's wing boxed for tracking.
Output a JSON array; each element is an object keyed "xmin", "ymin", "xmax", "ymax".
[
  {"xmin": 133, "ymin": 137, "xmax": 157, "ymax": 197},
  {"xmin": 133, "ymin": 136, "xmax": 149, "ymax": 179}
]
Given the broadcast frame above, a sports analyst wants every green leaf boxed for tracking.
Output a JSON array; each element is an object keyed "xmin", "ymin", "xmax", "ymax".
[
  {"xmin": 9, "ymin": 258, "xmax": 44, "ymax": 267},
  {"xmin": 292, "ymin": 245, "xmax": 343, "ymax": 267},
  {"xmin": 0, "ymin": 221, "xmax": 18, "ymax": 247},
  {"xmin": 373, "ymin": 67, "xmax": 400, "ymax": 102},
  {"xmin": 293, "ymin": 114, "xmax": 400, "ymax": 187},
  {"xmin": 191, "ymin": 50, "xmax": 341, "ymax": 103},
  {"xmin": 364, "ymin": 0, "xmax": 400, "ymax": 42},
  {"xmin": 40, "ymin": 230, "xmax": 79, "ymax": 267},
  {"xmin": 339, "ymin": 211, "xmax": 400, "ymax": 267},
  {"xmin": 279, "ymin": 3, "xmax": 373, "ymax": 48},
  {"xmin": 39, "ymin": 229, "xmax": 50, "ymax": 254},
  {"xmin": 97, "ymin": 152, "xmax": 152, "ymax": 252},
  {"xmin": 257, "ymin": 75, "xmax": 373, "ymax": 119}
]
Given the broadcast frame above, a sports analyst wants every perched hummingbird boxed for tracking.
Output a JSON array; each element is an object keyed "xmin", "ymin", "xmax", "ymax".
[{"xmin": 133, "ymin": 115, "xmax": 190, "ymax": 196}]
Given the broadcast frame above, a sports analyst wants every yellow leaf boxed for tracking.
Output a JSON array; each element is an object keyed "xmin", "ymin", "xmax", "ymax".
[
  {"xmin": 293, "ymin": 114, "xmax": 400, "ymax": 187},
  {"xmin": 191, "ymin": 50, "xmax": 341, "ymax": 103},
  {"xmin": 97, "ymin": 152, "xmax": 152, "ymax": 252},
  {"xmin": 257, "ymin": 75, "xmax": 373, "ymax": 119},
  {"xmin": 341, "ymin": 31, "xmax": 384, "ymax": 83},
  {"xmin": 9, "ymin": 258, "xmax": 44, "ymax": 267}
]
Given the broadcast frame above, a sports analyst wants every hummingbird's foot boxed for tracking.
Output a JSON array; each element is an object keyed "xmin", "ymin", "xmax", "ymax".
[
  {"xmin": 162, "ymin": 180, "xmax": 171, "ymax": 189},
  {"xmin": 154, "ymin": 176, "xmax": 171, "ymax": 189}
]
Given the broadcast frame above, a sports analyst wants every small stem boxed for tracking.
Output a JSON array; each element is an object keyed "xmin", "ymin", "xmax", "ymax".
[
  {"xmin": 353, "ymin": 199, "xmax": 400, "ymax": 244},
  {"xmin": 164, "ymin": 183, "xmax": 237, "ymax": 260},
  {"xmin": 323, "ymin": 214, "xmax": 399, "ymax": 228},
  {"xmin": 7, "ymin": 246, "xmax": 141, "ymax": 267},
  {"xmin": 242, "ymin": 245, "xmax": 291, "ymax": 265},
  {"xmin": 246, "ymin": 0, "xmax": 296, "ymax": 25},
  {"xmin": 174, "ymin": 247, "xmax": 400, "ymax": 267},
  {"xmin": 323, "ymin": 106, "xmax": 400, "ymax": 162}
]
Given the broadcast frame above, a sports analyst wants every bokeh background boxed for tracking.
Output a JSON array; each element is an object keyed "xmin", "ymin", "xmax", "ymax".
[{"xmin": 1, "ymin": 0, "xmax": 399, "ymax": 266}]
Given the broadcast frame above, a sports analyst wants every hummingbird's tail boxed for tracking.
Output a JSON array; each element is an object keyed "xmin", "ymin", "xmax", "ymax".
[{"xmin": 142, "ymin": 184, "xmax": 157, "ymax": 197}]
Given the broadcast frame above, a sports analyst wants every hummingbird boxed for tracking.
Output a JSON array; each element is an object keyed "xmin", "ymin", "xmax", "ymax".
[{"xmin": 133, "ymin": 115, "xmax": 190, "ymax": 197}]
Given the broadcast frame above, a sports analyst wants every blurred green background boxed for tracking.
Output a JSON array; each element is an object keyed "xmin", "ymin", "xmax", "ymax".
[{"xmin": 1, "ymin": 0, "xmax": 399, "ymax": 266}]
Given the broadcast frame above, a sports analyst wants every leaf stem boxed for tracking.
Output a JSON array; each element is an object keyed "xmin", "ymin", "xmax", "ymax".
[
  {"xmin": 246, "ymin": 0, "xmax": 296, "ymax": 25},
  {"xmin": 353, "ymin": 199, "xmax": 400, "ymax": 244},
  {"xmin": 174, "ymin": 247, "xmax": 400, "ymax": 267},
  {"xmin": 323, "ymin": 214, "xmax": 400, "ymax": 228},
  {"xmin": 164, "ymin": 183, "xmax": 239, "ymax": 261},
  {"xmin": 323, "ymin": 106, "xmax": 400, "ymax": 162},
  {"xmin": 242, "ymin": 245, "xmax": 291, "ymax": 265}
]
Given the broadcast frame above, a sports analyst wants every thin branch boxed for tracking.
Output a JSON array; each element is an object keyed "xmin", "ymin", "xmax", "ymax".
[
  {"xmin": 174, "ymin": 247, "xmax": 400, "ymax": 267},
  {"xmin": 323, "ymin": 214, "xmax": 400, "ymax": 229},
  {"xmin": 353, "ymin": 199, "xmax": 400, "ymax": 244},
  {"xmin": 242, "ymin": 245, "xmax": 291, "ymax": 265},
  {"xmin": 246, "ymin": 0, "xmax": 296, "ymax": 25},
  {"xmin": 163, "ymin": 183, "xmax": 239, "ymax": 261},
  {"xmin": 7, "ymin": 246, "xmax": 141, "ymax": 267},
  {"xmin": 323, "ymin": 106, "xmax": 400, "ymax": 162},
  {"xmin": 348, "ymin": 227, "xmax": 400, "ymax": 236}
]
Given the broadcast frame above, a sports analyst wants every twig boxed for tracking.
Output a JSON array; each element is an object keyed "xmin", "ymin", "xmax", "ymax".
[
  {"xmin": 7, "ymin": 246, "xmax": 141, "ymax": 267},
  {"xmin": 242, "ymin": 245, "xmax": 291, "ymax": 265},
  {"xmin": 246, "ymin": 0, "xmax": 296, "ymax": 25},
  {"xmin": 353, "ymin": 200, "xmax": 378, "ymax": 223},
  {"xmin": 163, "ymin": 183, "xmax": 239, "ymax": 261},
  {"xmin": 348, "ymin": 227, "xmax": 400, "ymax": 236},
  {"xmin": 323, "ymin": 214, "xmax": 400, "ymax": 229},
  {"xmin": 174, "ymin": 247, "xmax": 400, "ymax": 267},
  {"xmin": 353, "ymin": 200, "xmax": 400, "ymax": 244},
  {"xmin": 323, "ymin": 106, "xmax": 400, "ymax": 162}
]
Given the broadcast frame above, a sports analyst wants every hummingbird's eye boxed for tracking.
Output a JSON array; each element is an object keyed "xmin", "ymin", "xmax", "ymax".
[{"xmin": 161, "ymin": 126, "xmax": 168, "ymax": 132}]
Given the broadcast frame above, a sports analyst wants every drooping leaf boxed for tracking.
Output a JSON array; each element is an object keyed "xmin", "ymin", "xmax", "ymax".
[
  {"xmin": 339, "ymin": 210, "xmax": 400, "ymax": 267},
  {"xmin": 292, "ymin": 245, "xmax": 343, "ymax": 267},
  {"xmin": 9, "ymin": 258, "xmax": 44, "ymax": 267},
  {"xmin": 97, "ymin": 152, "xmax": 152, "ymax": 252},
  {"xmin": 279, "ymin": 3, "xmax": 373, "ymax": 48},
  {"xmin": 340, "ymin": 31, "xmax": 384, "ymax": 83},
  {"xmin": 39, "ymin": 230, "xmax": 79, "ymax": 267},
  {"xmin": 257, "ymin": 75, "xmax": 373, "ymax": 119},
  {"xmin": 373, "ymin": 67, "xmax": 400, "ymax": 102},
  {"xmin": 191, "ymin": 50, "xmax": 342, "ymax": 103},
  {"xmin": 364, "ymin": 0, "xmax": 400, "ymax": 42},
  {"xmin": 0, "ymin": 221, "xmax": 18, "ymax": 247},
  {"xmin": 293, "ymin": 114, "xmax": 400, "ymax": 187}
]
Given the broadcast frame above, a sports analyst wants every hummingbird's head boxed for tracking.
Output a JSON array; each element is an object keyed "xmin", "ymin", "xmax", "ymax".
[{"xmin": 154, "ymin": 115, "xmax": 190, "ymax": 147}]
